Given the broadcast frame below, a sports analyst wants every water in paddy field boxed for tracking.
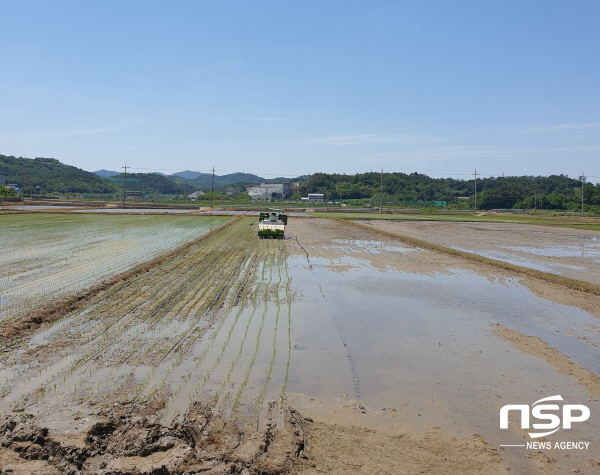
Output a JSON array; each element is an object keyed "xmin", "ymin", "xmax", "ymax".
[
  {"xmin": 0, "ymin": 214, "xmax": 230, "ymax": 322},
  {"xmin": 361, "ymin": 219, "xmax": 600, "ymax": 285},
  {"xmin": 72, "ymin": 208, "xmax": 196, "ymax": 213},
  {"xmin": 0, "ymin": 225, "xmax": 291, "ymax": 438},
  {"xmin": 286, "ymin": 252, "xmax": 600, "ymax": 473},
  {"xmin": 501, "ymin": 243, "xmax": 600, "ymax": 260}
]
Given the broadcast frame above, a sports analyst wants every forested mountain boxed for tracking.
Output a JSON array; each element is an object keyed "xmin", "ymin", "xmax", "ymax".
[
  {"xmin": 187, "ymin": 172, "xmax": 275, "ymax": 189},
  {"xmin": 104, "ymin": 173, "xmax": 196, "ymax": 195},
  {"xmin": 171, "ymin": 170, "xmax": 208, "ymax": 180},
  {"xmin": 92, "ymin": 169, "xmax": 120, "ymax": 177},
  {"xmin": 0, "ymin": 155, "xmax": 119, "ymax": 194},
  {"xmin": 92, "ymin": 169, "xmax": 307, "ymax": 192},
  {"xmin": 171, "ymin": 172, "xmax": 308, "ymax": 191},
  {"xmin": 2, "ymin": 153, "xmax": 598, "ymax": 208},
  {"xmin": 299, "ymin": 172, "xmax": 600, "ymax": 210}
]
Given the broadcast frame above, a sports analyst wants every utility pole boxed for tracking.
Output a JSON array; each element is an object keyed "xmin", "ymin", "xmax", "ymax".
[
  {"xmin": 579, "ymin": 172, "xmax": 586, "ymax": 214},
  {"xmin": 210, "ymin": 166, "xmax": 215, "ymax": 210},
  {"xmin": 121, "ymin": 163, "xmax": 128, "ymax": 209},
  {"xmin": 474, "ymin": 169, "xmax": 478, "ymax": 212},
  {"xmin": 380, "ymin": 168, "xmax": 383, "ymax": 214},
  {"xmin": 21, "ymin": 158, "xmax": 26, "ymax": 198}
]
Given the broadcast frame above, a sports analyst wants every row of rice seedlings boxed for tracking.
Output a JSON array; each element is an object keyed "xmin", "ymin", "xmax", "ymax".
[
  {"xmin": 158, "ymin": 241, "xmax": 263, "ymax": 414},
  {"xmin": 164, "ymin": 281, "xmax": 259, "ymax": 413},
  {"xmin": 2, "ymin": 219, "xmax": 242, "ymax": 407},
  {"xmin": 153, "ymin": 224, "xmax": 258, "ymax": 356},
  {"xmin": 195, "ymin": 240, "xmax": 272, "ymax": 411},
  {"xmin": 144, "ymin": 232, "xmax": 262, "ymax": 406},
  {"xmin": 255, "ymin": 243, "xmax": 286, "ymax": 406},
  {"xmin": 230, "ymin": 239, "xmax": 279, "ymax": 410},
  {"xmin": 99, "ymin": 220, "xmax": 259, "ymax": 404},
  {"xmin": 129, "ymin": 226, "xmax": 262, "ymax": 400},
  {"xmin": 69, "ymin": 222, "xmax": 247, "ymax": 369},
  {"xmin": 280, "ymin": 250, "xmax": 293, "ymax": 406},
  {"xmin": 160, "ymin": 228, "xmax": 263, "ymax": 367},
  {"xmin": 0, "ymin": 216, "xmax": 229, "ymax": 322},
  {"xmin": 2, "ymin": 232, "xmax": 178, "ymax": 321},
  {"xmin": 2, "ymin": 219, "xmax": 266, "ymax": 413}
]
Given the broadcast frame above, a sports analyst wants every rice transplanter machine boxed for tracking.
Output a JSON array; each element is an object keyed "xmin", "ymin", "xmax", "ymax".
[{"xmin": 257, "ymin": 208, "xmax": 288, "ymax": 239}]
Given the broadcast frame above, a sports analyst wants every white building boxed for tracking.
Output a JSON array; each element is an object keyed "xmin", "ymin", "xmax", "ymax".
[
  {"xmin": 301, "ymin": 193, "xmax": 325, "ymax": 203},
  {"xmin": 246, "ymin": 183, "xmax": 290, "ymax": 200}
]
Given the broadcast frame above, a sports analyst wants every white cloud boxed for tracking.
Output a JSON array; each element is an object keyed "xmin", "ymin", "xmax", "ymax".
[
  {"xmin": 320, "ymin": 135, "xmax": 394, "ymax": 146},
  {"xmin": 236, "ymin": 116, "xmax": 285, "ymax": 121},
  {"xmin": 524, "ymin": 122, "xmax": 600, "ymax": 133},
  {"xmin": 297, "ymin": 134, "xmax": 441, "ymax": 146}
]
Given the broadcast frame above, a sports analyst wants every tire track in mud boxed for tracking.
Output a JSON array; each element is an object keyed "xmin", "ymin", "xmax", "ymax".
[{"xmin": 293, "ymin": 235, "xmax": 363, "ymax": 403}]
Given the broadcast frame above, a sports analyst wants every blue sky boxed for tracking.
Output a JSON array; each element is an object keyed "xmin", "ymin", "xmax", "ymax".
[{"xmin": 1, "ymin": 1, "xmax": 599, "ymax": 180}]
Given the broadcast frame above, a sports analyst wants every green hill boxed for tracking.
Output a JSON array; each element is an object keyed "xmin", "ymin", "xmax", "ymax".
[
  {"xmin": 176, "ymin": 172, "xmax": 308, "ymax": 191},
  {"xmin": 105, "ymin": 173, "xmax": 195, "ymax": 195},
  {"xmin": 0, "ymin": 155, "xmax": 119, "ymax": 194},
  {"xmin": 298, "ymin": 172, "xmax": 600, "ymax": 210}
]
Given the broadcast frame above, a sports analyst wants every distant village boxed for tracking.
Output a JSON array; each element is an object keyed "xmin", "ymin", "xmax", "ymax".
[{"xmin": 188, "ymin": 182, "xmax": 324, "ymax": 202}]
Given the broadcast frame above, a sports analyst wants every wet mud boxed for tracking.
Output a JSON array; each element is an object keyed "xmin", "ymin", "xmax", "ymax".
[
  {"xmin": 0, "ymin": 403, "xmax": 305, "ymax": 475},
  {"xmin": 0, "ymin": 218, "xmax": 304, "ymax": 474},
  {"xmin": 283, "ymin": 218, "xmax": 600, "ymax": 474},
  {"xmin": 2, "ymin": 216, "xmax": 600, "ymax": 473},
  {"xmin": 359, "ymin": 219, "xmax": 600, "ymax": 284}
]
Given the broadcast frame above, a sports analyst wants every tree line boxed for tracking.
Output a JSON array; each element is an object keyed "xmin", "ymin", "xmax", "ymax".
[{"xmin": 298, "ymin": 172, "xmax": 600, "ymax": 210}]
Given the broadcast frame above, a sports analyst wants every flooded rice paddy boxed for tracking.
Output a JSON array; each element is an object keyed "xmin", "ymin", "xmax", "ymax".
[
  {"xmin": 0, "ymin": 214, "xmax": 229, "ymax": 322},
  {"xmin": 0, "ymin": 215, "xmax": 599, "ymax": 473},
  {"xmin": 359, "ymin": 219, "xmax": 600, "ymax": 284},
  {"xmin": 284, "ymin": 218, "xmax": 600, "ymax": 474}
]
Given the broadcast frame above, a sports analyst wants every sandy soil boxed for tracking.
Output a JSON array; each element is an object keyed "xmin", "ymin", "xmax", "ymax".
[{"xmin": 359, "ymin": 219, "xmax": 600, "ymax": 284}]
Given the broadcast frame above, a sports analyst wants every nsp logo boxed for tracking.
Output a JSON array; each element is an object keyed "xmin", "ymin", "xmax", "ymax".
[{"xmin": 500, "ymin": 395, "xmax": 590, "ymax": 438}]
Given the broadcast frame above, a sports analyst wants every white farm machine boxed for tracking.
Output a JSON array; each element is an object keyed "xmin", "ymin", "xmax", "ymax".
[{"xmin": 257, "ymin": 208, "xmax": 288, "ymax": 239}]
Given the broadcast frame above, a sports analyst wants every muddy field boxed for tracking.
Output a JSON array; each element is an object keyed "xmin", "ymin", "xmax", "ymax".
[
  {"xmin": 1, "ymin": 215, "xmax": 599, "ymax": 474},
  {"xmin": 358, "ymin": 219, "xmax": 600, "ymax": 285}
]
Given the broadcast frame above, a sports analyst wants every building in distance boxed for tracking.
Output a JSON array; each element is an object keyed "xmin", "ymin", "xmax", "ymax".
[
  {"xmin": 245, "ymin": 183, "xmax": 290, "ymax": 201},
  {"xmin": 301, "ymin": 193, "xmax": 325, "ymax": 203}
]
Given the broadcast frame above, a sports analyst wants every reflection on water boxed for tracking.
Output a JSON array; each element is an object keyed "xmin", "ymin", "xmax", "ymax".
[{"xmin": 287, "ymin": 254, "xmax": 600, "ymax": 473}]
